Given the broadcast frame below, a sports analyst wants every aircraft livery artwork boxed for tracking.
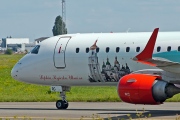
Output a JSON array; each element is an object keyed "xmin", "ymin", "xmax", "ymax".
[{"xmin": 88, "ymin": 40, "xmax": 131, "ymax": 82}]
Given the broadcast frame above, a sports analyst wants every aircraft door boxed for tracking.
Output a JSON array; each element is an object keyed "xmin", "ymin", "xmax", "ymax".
[{"xmin": 54, "ymin": 36, "xmax": 71, "ymax": 69}]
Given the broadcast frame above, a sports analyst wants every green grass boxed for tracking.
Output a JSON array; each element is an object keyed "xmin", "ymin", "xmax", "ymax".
[{"xmin": 0, "ymin": 54, "xmax": 180, "ymax": 102}]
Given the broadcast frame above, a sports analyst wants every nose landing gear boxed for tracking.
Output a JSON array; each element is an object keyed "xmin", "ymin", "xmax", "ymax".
[
  {"xmin": 56, "ymin": 89, "xmax": 69, "ymax": 109},
  {"xmin": 51, "ymin": 86, "xmax": 70, "ymax": 109}
]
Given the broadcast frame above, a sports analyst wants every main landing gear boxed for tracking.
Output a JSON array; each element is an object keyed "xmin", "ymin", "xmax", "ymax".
[{"xmin": 54, "ymin": 86, "xmax": 71, "ymax": 109}]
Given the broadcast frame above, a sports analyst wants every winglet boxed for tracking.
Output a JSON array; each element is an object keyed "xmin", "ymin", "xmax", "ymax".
[{"xmin": 133, "ymin": 28, "xmax": 159, "ymax": 61}]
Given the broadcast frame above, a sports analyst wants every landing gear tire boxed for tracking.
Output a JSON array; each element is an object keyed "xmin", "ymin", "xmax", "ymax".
[
  {"xmin": 56, "ymin": 100, "xmax": 64, "ymax": 109},
  {"xmin": 63, "ymin": 100, "xmax": 69, "ymax": 109},
  {"xmin": 56, "ymin": 100, "xmax": 69, "ymax": 109}
]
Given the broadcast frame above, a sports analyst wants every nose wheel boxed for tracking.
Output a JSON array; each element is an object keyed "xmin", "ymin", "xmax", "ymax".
[
  {"xmin": 55, "ymin": 86, "xmax": 70, "ymax": 109},
  {"xmin": 56, "ymin": 100, "xmax": 69, "ymax": 109}
]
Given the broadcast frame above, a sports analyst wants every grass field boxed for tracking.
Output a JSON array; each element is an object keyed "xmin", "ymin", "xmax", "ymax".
[{"xmin": 0, "ymin": 54, "xmax": 180, "ymax": 102}]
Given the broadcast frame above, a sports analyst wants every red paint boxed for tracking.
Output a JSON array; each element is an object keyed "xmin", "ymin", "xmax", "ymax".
[
  {"xmin": 40, "ymin": 75, "xmax": 52, "ymax": 80},
  {"xmin": 137, "ymin": 60, "xmax": 156, "ymax": 66},
  {"xmin": 135, "ymin": 28, "xmax": 159, "ymax": 61},
  {"xmin": 58, "ymin": 44, "xmax": 62, "ymax": 53},
  {"xmin": 39, "ymin": 75, "xmax": 83, "ymax": 81},
  {"xmin": 117, "ymin": 74, "xmax": 162, "ymax": 105}
]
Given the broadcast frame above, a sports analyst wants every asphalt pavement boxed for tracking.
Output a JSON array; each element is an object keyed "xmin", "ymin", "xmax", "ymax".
[{"xmin": 0, "ymin": 102, "xmax": 179, "ymax": 120}]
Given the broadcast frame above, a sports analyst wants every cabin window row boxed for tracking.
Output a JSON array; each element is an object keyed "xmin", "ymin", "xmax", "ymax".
[
  {"xmin": 157, "ymin": 46, "xmax": 179, "ymax": 52},
  {"xmin": 76, "ymin": 47, "xmax": 140, "ymax": 53},
  {"xmin": 75, "ymin": 46, "xmax": 178, "ymax": 53}
]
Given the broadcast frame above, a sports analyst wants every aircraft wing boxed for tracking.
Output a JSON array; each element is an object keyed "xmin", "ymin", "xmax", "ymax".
[
  {"xmin": 133, "ymin": 28, "xmax": 180, "ymax": 73},
  {"xmin": 142, "ymin": 57, "xmax": 180, "ymax": 67}
]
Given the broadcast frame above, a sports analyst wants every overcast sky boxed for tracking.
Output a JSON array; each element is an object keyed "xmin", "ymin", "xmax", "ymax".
[{"xmin": 0, "ymin": 0, "xmax": 180, "ymax": 41}]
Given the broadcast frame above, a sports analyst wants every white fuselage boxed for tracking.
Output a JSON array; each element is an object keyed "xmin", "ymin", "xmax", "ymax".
[{"xmin": 11, "ymin": 31, "xmax": 180, "ymax": 86}]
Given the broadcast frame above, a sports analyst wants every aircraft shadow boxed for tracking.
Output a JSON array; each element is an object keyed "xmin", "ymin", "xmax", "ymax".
[{"xmin": 99, "ymin": 109, "xmax": 180, "ymax": 120}]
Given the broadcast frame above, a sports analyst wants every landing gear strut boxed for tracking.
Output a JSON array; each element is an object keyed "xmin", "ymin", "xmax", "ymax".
[{"xmin": 55, "ymin": 86, "xmax": 70, "ymax": 109}]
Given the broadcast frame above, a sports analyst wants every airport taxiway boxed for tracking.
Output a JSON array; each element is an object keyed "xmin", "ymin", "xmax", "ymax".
[{"xmin": 0, "ymin": 102, "xmax": 179, "ymax": 119}]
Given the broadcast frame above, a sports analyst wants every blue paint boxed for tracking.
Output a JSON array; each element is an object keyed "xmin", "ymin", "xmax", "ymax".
[{"xmin": 153, "ymin": 50, "xmax": 180, "ymax": 63}]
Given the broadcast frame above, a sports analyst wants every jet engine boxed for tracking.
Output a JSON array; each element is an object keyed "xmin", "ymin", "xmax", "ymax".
[{"xmin": 117, "ymin": 74, "xmax": 180, "ymax": 104}]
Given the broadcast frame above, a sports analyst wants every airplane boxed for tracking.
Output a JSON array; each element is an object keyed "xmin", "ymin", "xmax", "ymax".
[{"xmin": 11, "ymin": 28, "xmax": 180, "ymax": 109}]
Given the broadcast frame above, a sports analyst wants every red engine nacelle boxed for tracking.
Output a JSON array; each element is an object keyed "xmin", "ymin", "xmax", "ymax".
[{"xmin": 117, "ymin": 74, "xmax": 162, "ymax": 105}]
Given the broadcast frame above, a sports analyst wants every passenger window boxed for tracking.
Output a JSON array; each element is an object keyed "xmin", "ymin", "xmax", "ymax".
[
  {"xmin": 106, "ymin": 47, "xmax": 110, "ymax": 53},
  {"xmin": 76, "ymin": 48, "xmax": 79, "ymax": 53},
  {"xmin": 157, "ymin": 46, "xmax": 161, "ymax": 52},
  {"xmin": 116, "ymin": 47, "xmax": 120, "ymax": 53},
  {"xmin": 178, "ymin": 46, "xmax": 180, "ymax": 52},
  {"xmin": 167, "ymin": 46, "xmax": 171, "ymax": 52},
  {"xmin": 136, "ymin": 47, "xmax": 140, "ymax": 52},
  {"xmin": 96, "ymin": 47, "xmax": 100, "ymax": 53},
  {"xmin": 86, "ymin": 47, "xmax": 89, "ymax": 53},
  {"xmin": 31, "ymin": 45, "xmax": 40, "ymax": 54},
  {"xmin": 126, "ymin": 47, "xmax": 130, "ymax": 52}
]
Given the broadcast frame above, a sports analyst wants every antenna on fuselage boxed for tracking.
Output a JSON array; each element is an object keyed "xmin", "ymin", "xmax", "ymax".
[{"xmin": 126, "ymin": 28, "xmax": 131, "ymax": 33}]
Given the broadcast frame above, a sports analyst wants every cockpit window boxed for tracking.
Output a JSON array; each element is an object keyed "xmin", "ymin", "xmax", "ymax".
[{"xmin": 31, "ymin": 45, "xmax": 40, "ymax": 54}]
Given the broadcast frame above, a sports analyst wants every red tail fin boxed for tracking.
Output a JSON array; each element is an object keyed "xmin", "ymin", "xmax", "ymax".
[{"xmin": 134, "ymin": 28, "xmax": 159, "ymax": 61}]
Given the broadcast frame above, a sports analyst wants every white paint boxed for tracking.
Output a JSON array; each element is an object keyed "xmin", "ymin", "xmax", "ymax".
[{"xmin": 11, "ymin": 30, "xmax": 180, "ymax": 87}]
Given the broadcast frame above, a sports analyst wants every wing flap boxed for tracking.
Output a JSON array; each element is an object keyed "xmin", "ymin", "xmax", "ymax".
[{"xmin": 147, "ymin": 57, "xmax": 179, "ymax": 67}]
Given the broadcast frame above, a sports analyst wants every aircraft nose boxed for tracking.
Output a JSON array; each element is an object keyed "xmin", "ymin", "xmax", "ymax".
[{"xmin": 11, "ymin": 64, "xmax": 19, "ymax": 80}]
